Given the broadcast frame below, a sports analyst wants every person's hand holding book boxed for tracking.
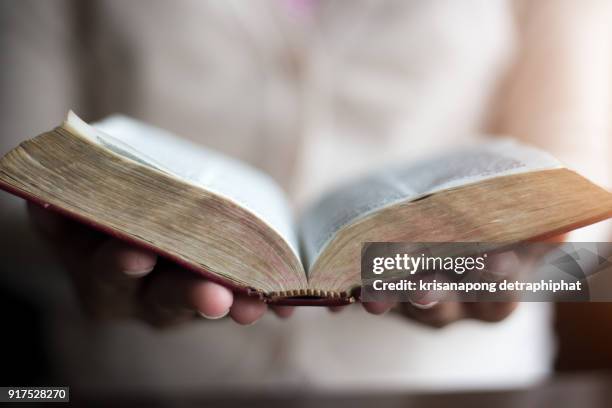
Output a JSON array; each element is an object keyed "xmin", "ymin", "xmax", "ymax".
[
  {"xmin": 27, "ymin": 203, "xmax": 294, "ymax": 326},
  {"xmin": 27, "ymin": 203, "xmax": 397, "ymax": 326}
]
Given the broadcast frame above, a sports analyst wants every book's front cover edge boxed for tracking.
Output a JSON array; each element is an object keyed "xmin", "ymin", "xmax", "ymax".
[{"xmin": 0, "ymin": 178, "xmax": 353, "ymax": 306}]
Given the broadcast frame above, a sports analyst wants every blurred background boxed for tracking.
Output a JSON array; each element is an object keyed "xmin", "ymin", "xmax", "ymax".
[{"xmin": 1, "ymin": 0, "xmax": 612, "ymax": 406}]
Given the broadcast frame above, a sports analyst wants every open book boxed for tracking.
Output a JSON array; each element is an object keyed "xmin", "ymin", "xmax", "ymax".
[{"xmin": 1, "ymin": 112, "xmax": 611, "ymax": 305}]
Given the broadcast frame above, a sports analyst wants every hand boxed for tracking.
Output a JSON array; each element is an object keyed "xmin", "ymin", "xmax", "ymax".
[
  {"xmin": 27, "ymin": 203, "xmax": 294, "ymax": 327},
  {"xmin": 350, "ymin": 298, "xmax": 518, "ymax": 328},
  {"xmin": 332, "ymin": 295, "xmax": 513, "ymax": 326},
  {"xmin": 354, "ymin": 245, "xmax": 566, "ymax": 327}
]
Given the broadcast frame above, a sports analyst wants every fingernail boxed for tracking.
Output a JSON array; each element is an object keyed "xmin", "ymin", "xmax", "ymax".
[
  {"xmin": 123, "ymin": 265, "xmax": 155, "ymax": 277},
  {"xmin": 378, "ymin": 306, "xmax": 392, "ymax": 315},
  {"xmin": 409, "ymin": 299, "xmax": 439, "ymax": 309},
  {"xmin": 198, "ymin": 309, "xmax": 229, "ymax": 320},
  {"xmin": 238, "ymin": 318, "xmax": 260, "ymax": 327}
]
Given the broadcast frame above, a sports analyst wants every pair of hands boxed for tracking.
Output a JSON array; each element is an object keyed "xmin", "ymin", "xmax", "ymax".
[{"xmin": 28, "ymin": 203, "xmax": 517, "ymax": 328}]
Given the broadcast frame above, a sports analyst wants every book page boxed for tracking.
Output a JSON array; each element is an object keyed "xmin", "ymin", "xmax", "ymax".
[
  {"xmin": 299, "ymin": 140, "xmax": 563, "ymax": 269},
  {"xmin": 64, "ymin": 112, "xmax": 299, "ymax": 256}
]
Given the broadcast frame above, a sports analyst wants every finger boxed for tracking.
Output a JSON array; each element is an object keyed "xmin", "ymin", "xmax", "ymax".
[
  {"xmin": 328, "ymin": 305, "xmax": 347, "ymax": 313},
  {"xmin": 484, "ymin": 251, "xmax": 521, "ymax": 280},
  {"xmin": 271, "ymin": 306, "xmax": 295, "ymax": 319},
  {"xmin": 72, "ymin": 241, "xmax": 157, "ymax": 320},
  {"xmin": 464, "ymin": 302, "xmax": 518, "ymax": 323},
  {"xmin": 27, "ymin": 202, "xmax": 69, "ymax": 239},
  {"xmin": 143, "ymin": 270, "xmax": 233, "ymax": 325},
  {"xmin": 229, "ymin": 295, "xmax": 267, "ymax": 325},
  {"xmin": 397, "ymin": 302, "xmax": 466, "ymax": 328},
  {"xmin": 27, "ymin": 203, "xmax": 104, "ymax": 263},
  {"xmin": 27, "ymin": 202, "xmax": 103, "ymax": 245},
  {"xmin": 92, "ymin": 239, "xmax": 157, "ymax": 282},
  {"xmin": 191, "ymin": 280, "xmax": 234, "ymax": 319},
  {"xmin": 362, "ymin": 301, "xmax": 395, "ymax": 315}
]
